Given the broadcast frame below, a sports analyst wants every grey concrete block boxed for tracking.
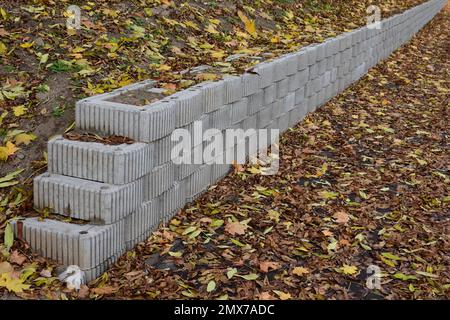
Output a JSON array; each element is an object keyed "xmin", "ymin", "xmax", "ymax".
[
  {"xmin": 271, "ymin": 99, "xmax": 283, "ymax": 119},
  {"xmin": 152, "ymin": 134, "xmax": 176, "ymax": 167},
  {"xmin": 195, "ymin": 81, "xmax": 225, "ymax": 113},
  {"xmin": 305, "ymin": 45, "xmax": 317, "ymax": 65},
  {"xmin": 253, "ymin": 62, "xmax": 274, "ymax": 89},
  {"xmin": 48, "ymin": 136, "xmax": 152, "ymax": 185},
  {"xmin": 34, "ymin": 173, "xmax": 143, "ymax": 224},
  {"xmin": 296, "ymin": 50, "xmax": 309, "ymax": 70},
  {"xmin": 247, "ymin": 90, "xmax": 264, "ymax": 115},
  {"xmin": 278, "ymin": 112, "xmax": 290, "ymax": 133},
  {"xmin": 177, "ymin": 114, "xmax": 210, "ymax": 147},
  {"xmin": 282, "ymin": 53, "xmax": 298, "ymax": 75},
  {"xmin": 272, "ymin": 59, "xmax": 288, "ymax": 81},
  {"xmin": 143, "ymin": 162, "xmax": 175, "ymax": 201},
  {"xmin": 159, "ymin": 182, "xmax": 186, "ymax": 222},
  {"xmin": 295, "ymin": 86, "xmax": 305, "ymax": 105},
  {"xmin": 283, "ymin": 92, "xmax": 296, "ymax": 113},
  {"xmin": 11, "ymin": 217, "xmax": 125, "ymax": 273},
  {"xmin": 76, "ymin": 100, "xmax": 142, "ymax": 141},
  {"xmin": 276, "ymin": 78, "xmax": 289, "ymax": 99},
  {"xmin": 185, "ymin": 165, "xmax": 212, "ymax": 202},
  {"xmin": 140, "ymin": 100, "xmax": 176, "ymax": 142},
  {"xmin": 230, "ymin": 98, "xmax": 248, "ymax": 124},
  {"xmin": 257, "ymin": 106, "xmax": 272, "ymax": 129},
  {"xmin": 242, "ymin": 73, "xmax": 260, "ymax": 96},
  {"xmin": 169, "ymin": 89, "xmax": 203, "ymax": 128},
  {"xmin": 242, "ymin": 114, "xmax": 257, "ymax": 131},
  {"xmin": 125, "ymin": 200, "xmax": 159, "ymax": 250},
  {"xmin": 309, "ymin": 63, "xmax": 319, "ymax": 80},
  {"xmin": 210, "ymin": 105, "xmax": 232, "ymax": 130},
  {"xmin": 263, "ymin": 84, "xmax": 276, "ymax": 105},
  {"xmin": 223, "ymin": 76, "xmax": 243, "ymax": 104},
  {"xmin": 316, "ymin": 42, "xmax": 326, "ymax": 61},
  {"xmin": 287, "ymin": 73, "xmax": 302, "ymax": 92}
]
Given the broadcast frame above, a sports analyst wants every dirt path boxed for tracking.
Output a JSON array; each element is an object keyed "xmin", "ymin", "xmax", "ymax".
[{"xmin": 92, "ymin": 8, "xmax": 450, "ymax": 300}]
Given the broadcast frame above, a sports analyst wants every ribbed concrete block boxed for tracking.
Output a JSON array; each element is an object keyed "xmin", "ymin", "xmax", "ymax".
[
  {"xmin": 263, "ymin": 84, "xmax": 276, "ymax": 105},
  {"xmin": 254, "ymin": 62, "xmax": 274, "ymax": 88},
  {"xmin": 48, "ymin": 136, "xmax": 152, "ymax": 185},
  {"xmin": 152, "ymin": 134, "xmax": 175, "ymax": 167},
  {"xmin": 278, "ymin": 112, "xmax": 290, "ymax": 133},
  {"xmin": 76, "ymin": 100, "xmax": 142, "ymax": 141},
  {"xmin": 230, "ymin": 98, "xmax": 248, "ymax": 124},
  {"xmin": 143, "ymin": 162, "xmax": 175, "ymax": 201},
  {"xmin": 309, "ymin": 63, "xmax": 319, "ymax": 80},
  {"xmin": 257, "ymin": 106, "xmax": 273, "ymax": 129},
  {"xmin": 272, "ymin": 58, "xmax": 288, "ymax": 82},
  {"xmin": 125, "ymin": 200, "xmax": 159, "ymax": 250},
  {"xmin": 169, "ymin": 89, "xmax": 203, "ymax": 127},
  {"xmin": 297, "ymin": 50, "xmax": 308, "ymax": 70},
  {"xmin": 210, "ymin": 105, "xmax": 231, "ymax": 130},
  {"xmin": 295, "ymin": 87, "xmax": 306, "ymax": 105},
  {"xmin": 271, "ymin": 99, "xmax": 283, "ymax": 119},
  {"xmin": 34, "ymin": 173, "xmax": 143, "ymax": 224},
  {"xmin": 306, "ymin": 45, "xmax": 318, "ymax": 65},
  {"xmin": 243, "ymin": 114, "xmax": 257, "ymax": 131},
  {"xmin": 159, "ymin": 182, "xmax": 186, "ymax": 222},
  {"xmin": 185, "ymin": 165, "xmax": 212, "ymax": 202},
  {"xmin": 287, "ymin": 73, "xmax": 302, "ymax": 92},
  {"xmin": 282, "ymin": 53, "xmax": 298, "ymax": 75},
  {"xmin": 316, "ymin": 42, "xmax": 326, "ymax": 61},
  {"xmin": 223, "ymin": 76, "xmax": 243, "ymax": 104},
  {"xmin": 283, "ymin": 93, "xmax": 296, "ymax": 113},
  {"xmin": 247, "ymin": 90, "xmax": 264, "ymax": 115},
  {"xmin": 276, "ymin": 78, "xmax": 289, "ymax": 99},
  {"xmin": 178, "ymin": 114, "xmax": 210, "ymax": 147},
  {"xmin": 11, "ymin": 217, "xmax": 124, "ymax": 275},
  {"xmin": 194, "ymin": 81, "xmax": 225, "ymax": 113},
  {"xmin": 242, "ymin": 73, "xmax": 260, "ymax": 97},
  {"xmin": 139, "ymin": 100, "xmax": 176, "ymax": 142}
]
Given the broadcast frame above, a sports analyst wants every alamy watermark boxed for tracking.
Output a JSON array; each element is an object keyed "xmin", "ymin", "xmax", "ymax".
[
  {"xmin": 366, "ymin": 265, "xmax": 382, "ymax": 290},
  {"xmin": 171, "ymin": 122, "xmax": 280, "ymax": 175}
]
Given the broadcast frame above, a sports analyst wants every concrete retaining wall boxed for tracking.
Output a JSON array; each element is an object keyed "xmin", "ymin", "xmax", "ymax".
[{"xmin": 12, "ymin": 0, "xmax": 446, "ymax": 281}]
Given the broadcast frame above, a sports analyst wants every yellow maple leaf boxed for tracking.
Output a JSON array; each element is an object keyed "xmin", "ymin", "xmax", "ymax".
[
  {"xmin": 340, "ymin": 264, "xmax": 358, "ymax": 275},
  {"xmin": 13, "ymin": 105, "xmax": 27, "ymax": 117},
  {"xmin": 14, "ymin": 133, "xmax": 36, "ymax": 146},
  {"xmin": 0, "ymin": 141, "xmax": 18, "ymax": 161},
  {"xmin": 0, "ymin": 273, "xmax": 31, "ymax": 293},
  {"xmin": 237, "ymin": 10, "xmax": 257, "ymax": 37},
  {"xmin": 0, "ymin": 41, "xmax": 7, "ymax": 55}
]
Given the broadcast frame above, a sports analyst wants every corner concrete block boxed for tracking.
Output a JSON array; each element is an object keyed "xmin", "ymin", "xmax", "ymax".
[
  {"xmin": 76, "ymin": 100, "xmax": 141, "ymax": 141},
  {"xmin": 242, "ymin": 73, "xmax": 260, "ymax": 97},
  {"xmin": 247, "ymin": 90, "xmax": 264, "ymax": 115},
  {"xmin": 223, "ymin": 76, "xmax": 243, "ymax": 104},
  {"xmin": 139, "ymin": 100, "xmax": 176, "ymax": 143},
  {"xmin": 125, "ymin": 200, "xmax": 159, "ymax": 250},
  {"xmin": 143, "ymin": 162, "xmax": 175, "ymax": 201},
  {"xmin": 230, "ymin": 98, "xmax": 249, "ymax": 124},
  {"xmin": 34, "ymin": 173, "xmax": 143, "ymax": 224},
  {"xmin": 11, "ymin": 217, "xmax": 125, "ymax": 274},
  {"xmin": 48, "ymin": 136, "xmax": 152, "ymax": 185}
]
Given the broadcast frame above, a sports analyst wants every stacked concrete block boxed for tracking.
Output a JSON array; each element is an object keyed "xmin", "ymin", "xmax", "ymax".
[
  {"xmin": 34, "ymin": 173, "xmax": 143, "ymax": 224},
  {"xmin": 11, "ymin": 217, "xmax": 125, "ymax": 281},
  {"xmin": 125, "ymin": 200, "xmax": 159, "ymax": 250},
  {"xmin": 48, "ymin": 136, "xmax": 152, "ymax": 185},
  {"xmin": 18, "ymin": 0, "xmax": 445, "ymax": 281}
]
